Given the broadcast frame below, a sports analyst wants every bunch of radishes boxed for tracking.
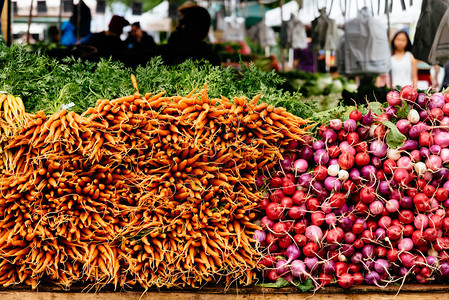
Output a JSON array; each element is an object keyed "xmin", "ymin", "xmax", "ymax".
[{"xmin": 255, "ymin": 85, "xmax": 449, "ymax": 290}]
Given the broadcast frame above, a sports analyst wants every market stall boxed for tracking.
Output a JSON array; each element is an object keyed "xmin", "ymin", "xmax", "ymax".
[{"xmin": 0, "ymin": 0, "xmax": 449, "ymax": 298}]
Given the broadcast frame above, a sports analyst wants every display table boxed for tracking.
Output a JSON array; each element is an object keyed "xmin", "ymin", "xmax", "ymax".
[{"xmin": 0, "ymin": 285, "xmax": 448, "ymax": 300}]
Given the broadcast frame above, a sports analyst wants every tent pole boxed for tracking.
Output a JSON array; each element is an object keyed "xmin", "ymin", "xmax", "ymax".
[
  {"xmin": 76, "ymin": 0, "xmax": 81, "ymax": 41},
  {"xmin": 386, "ymin": 0, "xmax": 392, "ymax": 88},
  {"xmin": 280, "ymin": 0, "xmax": 284, "ymax": 71},
  {"xmin": 6, "ymin": 0, "xmax": 10, "ymax": 45},
  {"xmin": 58, "ymin": 0, "xmax": 63, "ymax": 44},
  {"xmin": 26, "ymin": 0, "xmax": 34, "ymax": 44}
]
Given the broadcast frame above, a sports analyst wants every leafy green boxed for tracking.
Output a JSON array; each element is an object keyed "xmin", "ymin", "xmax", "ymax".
[
  {"xmin": 0, "ymin": 44, "xmax": 314, "ymax": 119},
  {"xmin": 396, "ymin": 103, "xmax": 411, "ymax": 120},
  {"xmin": 382, "ymin": 120, "xmax": 407, "ymax": 149},
  {"xmin": 370, "ymin": 102, "xmax": 383, "ymax": 116},
  {"xmin": 256, "ymin": 277, "xmax": 290, "ymax": 288},
  {"xmin": 294, "ymin": 278, "xmax": 314, "ymax": 292}
]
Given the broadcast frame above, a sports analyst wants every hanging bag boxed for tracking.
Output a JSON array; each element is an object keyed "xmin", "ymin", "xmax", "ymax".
[
  {"xmin": 412, "ymin": 0, "xmax": 449, "ymax": 63},
  {"xmin": 340, "ymin": 7, "xmax": 390, "ymax": 75},
  {"xmin": 428, "ymin": 7, "xmax": 449, "ymax": 66}
]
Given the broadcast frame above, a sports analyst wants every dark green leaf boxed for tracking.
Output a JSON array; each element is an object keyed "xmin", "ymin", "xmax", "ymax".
[
  {"xmin": 294, "ymin": 278, "xmax": 314, "ymax": 292},
  {"xmin": 382, "ymin": 120, "xmax": 407, "ymax": 149},
  {"xmin": 396, "ymin": 103, "xmax": 410, "ymax": 119},
  {"xmin": 257, "ymin": 277, "xmax": 290, "ymax": 288}
]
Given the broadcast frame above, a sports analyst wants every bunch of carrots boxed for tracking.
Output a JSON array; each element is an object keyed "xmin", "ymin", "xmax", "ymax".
[
  {"xmin": 0, "ymin": 94, "xmax": 29, "ymax": 173},
  {"xmin": 0, "ymin": 76, "xmax": 310, "ymax": 289}
]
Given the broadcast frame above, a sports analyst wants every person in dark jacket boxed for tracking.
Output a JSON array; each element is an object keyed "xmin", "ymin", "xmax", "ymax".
[
  {"xmin": 60, "ymin": 0, "xmax": 91, "ymax": 46},
  {"xmin": 158, "ymin": 4, "xmax": 219, "ymax": 65},
  {"xmin": 83, "ymin": 15, "xmax": 129, "ymax": 59},
  {"xmin": 126, "ymin": 22, "xmax": 156, "ymax": 53}
]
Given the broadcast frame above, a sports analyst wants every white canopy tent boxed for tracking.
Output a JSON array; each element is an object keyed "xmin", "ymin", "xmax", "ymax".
[{"xmin": 264, "ymin": 0, "xmax": 423, "ymax": 29}]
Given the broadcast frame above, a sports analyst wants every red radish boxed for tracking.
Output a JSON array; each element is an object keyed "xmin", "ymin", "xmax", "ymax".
[
  {"xmin": 403, "ymin": 224, "xmax": 414, "ymax": 236},
  {"xmin": 376, "ymin": 246, "xmax": 387, "ymax": 257},
  {"xmin": 436, "ymin": 188, "xmax": 449, "ymax": 202},
  {"xmin": 387, "ymin": 248, "xmax": 399, "ymax": 262},
  {"xmin": 355, "ymin": 152, "xmax": 370, "ymax": 166},
  {"xmin": 430, "ymin": 107, "xmax": 444, "ymax": 121},
  {"xmin": 292, "ymin": 190, "xmax": 307, "ymax": 205},
  {"xmin": 353, "ymin": 239, "xmax": 364, "ymax": 248},
  {"xmin": 393, "ymin": 168, "xmax": 411, "ymax": 185},
  {"xmin": 338, "ymin": 152, "xmax": 355, "ymax": 170},
  {"xmin": 353, "ymin": 272, "xmax": 364, "ymax": 285},
  {"xmin": 338, "ymin": 129, "xmax": 349, "ymax": 141},
  {"xmin": 272, "ymin": 222, "xmax": 289, "ymax": 236},
  {"xmin": 284, "ymin": 173, "xmax": 295, "ymax": 183},
  {"xmin": 348, "ymin": 263, "xmax": 361, "ymax": 273},
  {"xmin": 260, "ymin": 255, "xmax": 276, "ymax": 267},
  {"xmin": 430, "ymin": 214, "xmax": 443, "ymax": 229},
  {"xmin": 314, "ymin": 166, "xmax": 328, "ymax": 181},
  {"xmin": 419, "ymin": 131, "xmax": 434, "ymax": 147},
  {"xmin": 319, "ymin": 273, "xmax": 333, "ymax": 286},
  {"xmin": 387, "ymin": 90, "xmax": 401, "ymax": 106},
  {"xmin": 330, "ymin": 193, "xmax": 346, "ymax": 209},
  {"xmin": 266, "ymin": 202, "xmax": 283, "ymax": 220},
  {"xmin": 293, "ymin": 234, "xmax": 307, "ymax": 246},
  {"xmin": 259, "ymin": 198, "xmax": 270, "ymax": 210},
  {"xmin": 270, "ymin": 190, "xmax": 285, "ymax": 203},
  {"xmin": 356, "ymin": 141, "xmax": 369, "ymax": 152},
  {"xmin": 349, "ymin": 109, "xmax": 362, "ymax": 122},
  {"xmin": 271, "ymin": 176, "xmax": 283, "ymax": 188},
  {"xmin": 311, "ymin": 211, "xmax": 325, "ymax": 226},
  {"xmin": 327, "ymin": 228, "xmax": 344, "ymax": 244},
  {"xmin": 399, "ymin": 210, "xmax": 415, "ymax": 224},
  {"xmin": 400, "ymin": 85, "xmax": 418, "ymax": 102},
  {"xmin": 280, "ymin": 197, "xmax": 293, "ymax": 208},
  {"xmin": 423, "ymin": 185, "xmax": 436, "ymax": 198},
  {"xmin": 288, "ymin": 206, "xmax": 304, "ymax": 219},
  {"xmin": 387, "ymin": 225, "xmax": 402, "ymax": 240},
  {"xmin": 328, "ymin": 145, "xmax": 341, "ymax": 158},
  {"xmin": 360, "ymin": 186, "xmax": 375, "ymax": 204},
  {"xmin": 443, "ymin": 102, "xmax": 449, "ymax": 115},
  {"xmin": 335, "ymin": 262, "xmax": 348, "ymax": 276},
  {"xmin": 414, "ymin": 193, "xmax": 431, "ymax": 212},
  {"xmin": 282, "ymin": 180, "xmax": 296, "ymax": 195},
  {"xmin": 293, "ymin": 222, "xmax": 306, "ymax": 234},
  {"xmin": 303, "ymin": 242, "xmax": 319, "ymax": 257},
  {"xmin": 337, "ymin": 273, "xmax": 353, "ymax": 288},
  {"xmin": 383, "ymin": 159, "xmax": 396, "ymax": 174},
  {"xmin": 267, "ymin": 270, "xmax": 279, "ymax": 281},
  {"xmin": 347, "ymin": 132, "xmax": 359, "ymax": 145},
  {"xmin": 278, "ymin": 235, "xmax": 292, "ymax": 248}
]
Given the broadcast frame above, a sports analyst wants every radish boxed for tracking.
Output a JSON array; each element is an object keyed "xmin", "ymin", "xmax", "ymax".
[
  {"xmin": 408, "ymin": 109, "xmax": 420, "ymax": 123},
  {"xmin": 290, "ymin": 260, "xmax": 307, "ymax": 278},
  {"xmin": 305, "ymin": 225, "xmax": 323, "ymax": 244},
  {"xmin": 337, "ymin": 273, "xmax": 354, "ymax": 288}
]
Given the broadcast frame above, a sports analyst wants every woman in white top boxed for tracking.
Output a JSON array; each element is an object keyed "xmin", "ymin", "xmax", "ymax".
[{"xmin": 390, "ymin": 31, "xmax": 418, "ymax": 88}]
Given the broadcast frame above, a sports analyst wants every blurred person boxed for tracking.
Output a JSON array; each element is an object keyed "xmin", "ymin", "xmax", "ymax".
[
  {"xmin": 83, "ymin": 15, "xmax": 129, "ymax": 58},
  {"xmin": 61, "ymin": 0, "xmax": 91, "ymax": 46},
  {"xmin": 158, "ymin": 4, "xmax": 219, "ymax": 65},
  {"xmin": 125, "ymin": 22, "xmax": 156, "ymax": 52},
  {"xmin": 390, "ymin": 31, "xmax": 418, "ymax": 88},
  {"xmin": 48, "ymin": 26, "xmax": 60, "ymax": 44},
  {"xmin": 294, "ymin": 27, "xmax": 315, "ymax": 73},
  {"xmin": 432, "ymin": 62, "xmax": 449, "ymax": 91}
]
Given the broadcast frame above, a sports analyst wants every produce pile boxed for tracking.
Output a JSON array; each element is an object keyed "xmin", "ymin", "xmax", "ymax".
[
  {"xmin": 0, "ymin": 43, "xmax": 312, "ymax": 119},
  {"xmin": 256, "ymin": 86, "xmax": 449, "ymax": 290},
  {"xmin": 0, "ymin": 80, "xmax": 309, "ymax": 289}
]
